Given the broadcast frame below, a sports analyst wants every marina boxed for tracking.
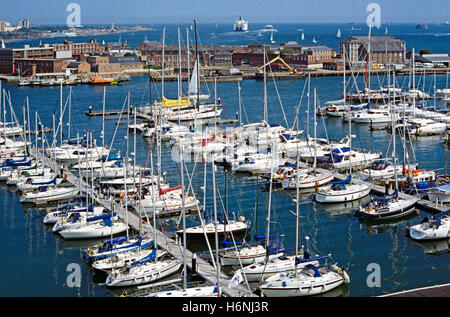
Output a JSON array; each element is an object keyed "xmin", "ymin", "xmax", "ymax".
[{"xmin": 0, "ymin": 16, "xmax": 449, "ymax": 299}]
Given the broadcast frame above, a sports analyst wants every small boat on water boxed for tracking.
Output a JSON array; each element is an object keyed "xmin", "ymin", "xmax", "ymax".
[
  {"xmin": 90, "ymin": 76, "xmax": 113, "ymax": 85},
  {"xmin": 407, "ymin": 210, "xmax": 450, "ymax": 241},
  {"xmin": 315, "ymin": 176, "xmax": 371, "ymax": 204},
  {"xmin": 19, "ymin": 186, "xmax": 80, "ymax": 204},
  {"xmin": 260, "ymin": 258, "xmax": 349, "ymax": 297},
  {"xmin": 354, "ymin": 190, "xmax": 418, "ymax": 221},
  {"xmin": 83, "ymin": 235, "xmax": 154, "ymax": 261},
  {"xmin": 58, "ymin": 213, "xmax": 128, "ymax": 240},
  {"xmin": 105, "ymin": 250, "xmax": 182, "ymax": 287}
]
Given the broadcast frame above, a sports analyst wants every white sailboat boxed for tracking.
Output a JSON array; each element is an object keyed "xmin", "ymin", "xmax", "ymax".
[
  {"xmin": 315, "ymin": 81, "xmax": 371, "ymax": 204},
  {"xmin": 301, "ymin": 32, "xmax": 305, "ymax": 41},
  {"xmin": 407, "ymin": 210, "xmax": 450, "ymax": 241},
  {"xmin": 354, "ymin": 97, "xmax": 419, "ymax": 220},
  {"xmin": 337, "ymin": 28, "xmax": 341, "ymax": 38},
  {"xmin": 58, "ymin": 213, "xmax": 128, "ymax": 240},
  {"xmin": 270, "ymin": 30, "xmax": 275, "ymax": 44}
]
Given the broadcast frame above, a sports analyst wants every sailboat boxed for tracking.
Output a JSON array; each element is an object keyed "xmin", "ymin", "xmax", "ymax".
[
  {"xmin": 270, "ymin": 30, "xmax": 275, "ymax": 44},
  {"xmin": 301, "ymin": 32, "xmax": 305, "ymax": 41},
  {"xmin": 354, "ymin": 93, "xmax": 419, "ymax": 221},
  {"xmin": 312, "ymin": 37, "xmax": 317, "ymax": 44},
  {"xmin": 239, "ymin": 140, "xmax": 321, "ymax": 283},
  {"xmin": 407, "ymin": 210, "xmax": 450, "ymax": 241},
  {"xmin": 148, "ymin": 138, "xmax": 220, "ymax": 297},
  {"xmin": 187, "ymin": 61, "xmax": 210, "ymax": 102},
  {"xmin": 314, "ymin": 82, "xmax": 371, "ymax": 204},
  {"xmin": 337, "ymin": 28, "xmax": 341, "ymax": 38}
]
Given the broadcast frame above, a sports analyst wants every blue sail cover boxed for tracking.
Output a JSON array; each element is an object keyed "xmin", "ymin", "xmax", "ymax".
[
  {"xmin": 329, "ymin": 175, "xmax": 351, "ymax": 185},
  {"xmin": 351, "ymin": 103, "xmax": 370, "ymax": 110},
  {"xmin": 221, "ymin": 240, "xmax": 245, "ymax": 247},
  {"xmin": 1, "ymin": 160, "xmax": 32, "ymax": 168},
  {"xmin": 31, "ymin": 177, "xmax": 57, "ymax": 186},
  {"xmin": 304, "ymin": 264, "xmax": 322, "ymax": 277},
  {"xmin": 295, "ymin": 254, "xmax": 330, "ymax": 265},
  {"xmin": 254, "ymin": 234, "xmax": 284, "ymax": 241},
  {"xmin": 372, "ymin": 190, "xmax": 398, "ymax": 202},
  {"xmin": 131, "ymin": 248, "xmax": 157, "ymax": 267},
  {"xmin": 103, "ymin": 218, "xmax": 113, "ymax": 227},
  {"xmin": 87, "ymin": 212, "xmax": 116, "ymax": 222},
  {"xmin": 432, "ymin": 209, "xmax": 450, "ymax": 219}
]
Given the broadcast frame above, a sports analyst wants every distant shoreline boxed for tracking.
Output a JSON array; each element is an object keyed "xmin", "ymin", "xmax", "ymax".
[{"xmin": 2, "ymin": 27, "xmax": 155, "ymax": 45}]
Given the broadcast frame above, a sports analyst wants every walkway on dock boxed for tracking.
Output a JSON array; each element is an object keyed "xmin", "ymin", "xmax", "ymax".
[
  {"xmin": 378, "ymin": 283, "xmax": 450, "ymax": 297},
  {"xmin": 47, "ymin": 157, "xmax": 256, "ymax": 297}
]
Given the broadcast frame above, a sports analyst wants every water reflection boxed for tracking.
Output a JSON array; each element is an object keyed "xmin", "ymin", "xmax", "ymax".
[
  {"xmin": 314, "ymin": 195, "xmax": 371, "ymax": 217},
  {"xmin": 410, "ymin": 238, "xmax": 450, "ymax": 255}
]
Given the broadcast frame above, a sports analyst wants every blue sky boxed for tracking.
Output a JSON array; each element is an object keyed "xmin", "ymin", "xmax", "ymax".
[{"xmin": 1, "ymin": 0, "xmax": 448, "ymax": 25}]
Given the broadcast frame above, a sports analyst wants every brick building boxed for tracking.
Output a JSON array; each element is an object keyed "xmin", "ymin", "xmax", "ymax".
[{"xmin": 340, "ymin": 36, "xmax": 406, "ymax": 67}]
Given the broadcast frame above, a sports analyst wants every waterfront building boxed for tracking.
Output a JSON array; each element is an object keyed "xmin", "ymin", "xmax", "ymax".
[
  {"xmin": 415, "ymin": 54, "xmax": 450, "ymax": 67},
  {"xmin": 340, "ymin": 36, "xmax": 406, "ymax": 67}
]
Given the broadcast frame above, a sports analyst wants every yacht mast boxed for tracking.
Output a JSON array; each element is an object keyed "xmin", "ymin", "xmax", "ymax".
[
  {"xmin": 263, "ymin": 46, "xmax": 268, "ymax": 123},
  {"xmin": 178, "ymin": 27, "xmax": 187, "ymax": 291},
  {"xmin": 161, "ymin": 27, "xmax": 166, "ymax": 98},
  {"xmin": 194, "ymin": 20, "xmax": 200, "ymax": 109}
]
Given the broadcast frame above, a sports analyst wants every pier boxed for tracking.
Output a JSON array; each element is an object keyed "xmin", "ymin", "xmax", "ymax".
[
  {"xmin": 39, "ymin": 152, "xmax": 256, "ymax": 297},
  {"xmin": 378, "ymin": 283, "xmax": 450, "ymax": 297}
]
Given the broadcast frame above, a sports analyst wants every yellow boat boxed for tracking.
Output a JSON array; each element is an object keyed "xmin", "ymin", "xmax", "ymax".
[{"xmin": 155, "ymin": 96, "xmax": 191, "ymax": 108}]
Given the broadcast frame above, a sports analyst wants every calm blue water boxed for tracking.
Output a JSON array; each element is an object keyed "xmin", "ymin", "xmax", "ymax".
[{"xmin": 1, "ymin": 24, "xmax": 449, "ymax": 297}]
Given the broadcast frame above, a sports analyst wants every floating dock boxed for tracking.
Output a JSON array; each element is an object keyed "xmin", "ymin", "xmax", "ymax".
[{"xmin": 378, "ymin": 283, "xmax": 450, "ymax": 297}]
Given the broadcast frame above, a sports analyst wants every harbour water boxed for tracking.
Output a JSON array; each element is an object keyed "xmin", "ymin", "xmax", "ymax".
[{"xmin": 1, "ymin": 23, "xmax": 449, "ymax": 297}]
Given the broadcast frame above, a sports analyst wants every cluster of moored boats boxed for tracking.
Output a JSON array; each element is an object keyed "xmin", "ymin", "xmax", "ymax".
[{"xmin": 1, "ymin": 30, "xmax": 449, "ymax": 297}]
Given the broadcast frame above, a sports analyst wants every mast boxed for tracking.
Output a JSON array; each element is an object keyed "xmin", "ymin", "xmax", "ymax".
[
  {"xmin": 263, "ymin": 46, "xmax": 268, "ymax": 123},
  {"xmin": 211, "ymin": 159, "xmax": 220, "ymax": 296},
  {"xmin": 194, "ymin": 20, "xmax": 200, "ymax": 108},
  {"xmin": 412, "ymin": 48, "xmax": 416, "ymax": 119},
  {"xmin": 60, "ymin": 81, "xmax": 63, "ymax": 146},
  {"xmin": 124, "ymin": 92, "xmax": 130, "ymax": 241},
  {"xmin": 178, "ymin": 27, "xmax": 187, "ymax": 291},
  {"xmin": 186, "ymin": 27, "xmax": 190, "ymax": 93},
  {"xmin": 161, "ymin": 27, "xmax": 166, "ymax": 98},
  {"xmin": 68, "ymin": 87, "xmax": 72, "ymax": 140},
  {"xmin": 392, "ymin": 72, "xmax": 399, "ymax": 191},
  {"xmin": 294, "ymin": 94, "xmax": 300, "ymax": 277},
  {"xmin": 306, "ymin": 72, "xmax": 311, "ymax": 142},
  {"xmin": 313, "ymin": 87, "xmax": 317, "ymax": 175},
  {"xmin": 365, "ymin": 25, "xmax": 372, "ymax": 104}
]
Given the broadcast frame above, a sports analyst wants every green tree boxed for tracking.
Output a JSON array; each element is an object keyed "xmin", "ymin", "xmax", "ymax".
[
  {"xmin": 419, "ymin": 49, "xmax": 431, "ymax": 55},
  {"xmin": 281, "ymin": 47, "xmax": 295, "ymax": 55}
]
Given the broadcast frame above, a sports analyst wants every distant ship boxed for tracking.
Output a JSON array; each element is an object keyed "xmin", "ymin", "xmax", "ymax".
[
  {"xmin": 233, "ymin": 17, "xmax": 248, "ymax": 32},
  {"xmin": 416, "ymin": 24, "xmax": 428, "ymax": 29},
  {"xmin": 264, "ymin": 24, "xmax": 274, "ymax": 30}
]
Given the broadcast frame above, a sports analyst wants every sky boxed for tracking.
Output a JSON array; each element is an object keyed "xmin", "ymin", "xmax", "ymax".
[{"xmin": 1, "ymin": 0, "xmax": 449, "ymax": 25}]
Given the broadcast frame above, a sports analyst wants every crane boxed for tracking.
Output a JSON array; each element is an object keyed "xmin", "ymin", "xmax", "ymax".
[{"xmin": 258, "ymin": 55, "xmax": 298, "ymax": 74}]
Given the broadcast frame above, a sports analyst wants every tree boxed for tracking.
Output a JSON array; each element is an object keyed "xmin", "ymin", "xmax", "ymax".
[
  {"xmin": 281, "ymin": 47, "xmax": 295, "ymax": 55},
  {"xmin": 419, "ymin": 49, "xmax": 431, "ymax": 55},
  {"xmin": 124, "ymin": 52, "xmax": 136, "ymax": 57}
]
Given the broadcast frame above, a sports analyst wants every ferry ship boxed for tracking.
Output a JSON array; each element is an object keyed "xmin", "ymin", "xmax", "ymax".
[{"xmin": 233, "ymin": 17, "xmax": 248, "ymax": 32}]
